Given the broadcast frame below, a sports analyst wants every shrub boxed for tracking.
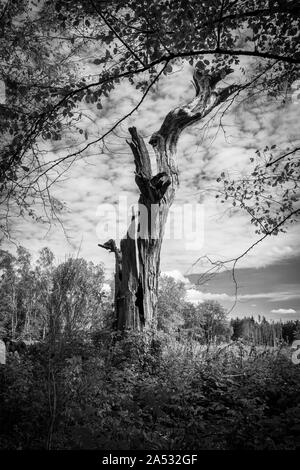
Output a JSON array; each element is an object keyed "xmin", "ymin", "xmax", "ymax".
[{"xmin": 0, "ymin": 334, "xmax": 299, "ymax": 450}]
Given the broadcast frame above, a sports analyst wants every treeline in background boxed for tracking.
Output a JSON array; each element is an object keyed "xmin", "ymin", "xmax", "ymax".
[{"xmin": 1, "ymin": 246, "xmax": 299, "ymax": 347}]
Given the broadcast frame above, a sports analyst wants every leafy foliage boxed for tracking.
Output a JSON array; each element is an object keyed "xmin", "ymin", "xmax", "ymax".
[
  {"xmin": 1, "ymin": 0, "xmax": 299, "ymax": 236},
  {"xmin": 157, "ymin": 275, "xmax": 232, "ymax": 342},
  {"xmin": 157, "ymin": 275, "xmax": 186, "ymax": 333},
  {"xmin": 218, "ymin": 144, "xmax": 300, "ymax": 234},
  {"xmin": 0, "ymin": 246, "xmax": 110, "ymax": 341},
  {"xmin": 1, "ymin": 331, "xmax": 300, "ymax": 450}
]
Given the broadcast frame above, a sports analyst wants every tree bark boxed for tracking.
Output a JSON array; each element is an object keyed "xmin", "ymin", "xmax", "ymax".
[{"xmin": 99, "ymin": 65, "xmax": 240, "ymax": 330}]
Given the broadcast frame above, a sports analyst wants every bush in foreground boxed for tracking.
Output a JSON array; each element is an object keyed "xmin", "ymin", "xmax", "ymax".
[{"xmin": 0, "ymin": 333, "xmax": 299, "ymax": 450}]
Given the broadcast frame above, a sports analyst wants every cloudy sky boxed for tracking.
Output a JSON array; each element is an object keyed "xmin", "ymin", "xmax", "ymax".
[{"xmin": 4, "ymin": 61, "xmax": 300, "ymax": 321}]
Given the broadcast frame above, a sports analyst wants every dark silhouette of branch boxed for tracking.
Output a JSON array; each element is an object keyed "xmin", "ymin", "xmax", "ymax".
[
  {"xmin": 90, "ymin": 0, "xmax": 145, "ymax": 66},
  {"xmin": 227, "ymin": 208, "xmax": 300, "ymax": 314},
  {"xmin": 213, "ymin": 4, "xmax": 300, "ymax": 25},
  {"xmin": 16, "ymin": 60, "xmax": 274, "ymax": 204},
  {"xmin": 110, "ymin": 5, "xmax": 300, "ymax": 37},
  {"xmin": 266, "ymin": 147, "xmax": 300, "ymax": 167},
  {"xmin": 190, "ymin": 208, "xmax": 300, "ymax": 315},
  {"xmin": 10, "ymin": 45, "xmax": 299, "ymax": 171},
  {"xmin": 29, "ymin": 62, "xmax": 169, "ymax": 185}
]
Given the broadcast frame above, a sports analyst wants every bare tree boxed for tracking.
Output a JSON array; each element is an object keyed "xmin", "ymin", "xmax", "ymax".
[{"xmin": 99, "ymin": 65, "xmax": 240, "ymax": 329}]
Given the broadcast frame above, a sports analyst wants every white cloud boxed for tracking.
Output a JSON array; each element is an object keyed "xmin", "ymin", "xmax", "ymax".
[
  {"xmin": 240, "ymin": 292, "xmax": 300, "ymax": 302},
  {"xmin": 270, "ymin": 308, "xmax": 297, "ymax": 314},
  {"xmin": 101, "ymin": 283, "xmax": 111, "ymax": 294},
  {"xmin": 185, "ymin": 290, "xmax": 300, "ymax": 305},
  {"xmin": 3, "ymin": 64, "xmax": 300, "ymax": 281},
  {"xmin": 161, "ymin": 270, "xmax": 191, "ymax": 285},
  {"xmin": 186, "ymin": 289, "xmax": 231, "ymax": 304}
]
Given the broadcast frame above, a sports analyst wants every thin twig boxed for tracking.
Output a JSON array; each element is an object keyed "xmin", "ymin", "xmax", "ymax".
[{"xmin": 266, "ymin": 147, "xmax": 300, "ymax": 167}]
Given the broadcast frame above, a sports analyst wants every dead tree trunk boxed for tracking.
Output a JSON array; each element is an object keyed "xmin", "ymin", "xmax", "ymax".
[{"xmin": 99, "ymin": 65, "xmax": 239, "ymax": 330}]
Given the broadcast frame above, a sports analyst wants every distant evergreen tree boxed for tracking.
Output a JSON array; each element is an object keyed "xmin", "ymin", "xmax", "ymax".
[
  {"xmin": 230, "ymin": 316, "xmax": 284, "ymax": 346},
  {"xmin": 282, "ymin": 320, "xmax": 300, "ymax": 344}
]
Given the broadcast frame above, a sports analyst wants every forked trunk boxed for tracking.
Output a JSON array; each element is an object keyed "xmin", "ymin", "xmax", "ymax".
[{"xmin": 99, "ymin": 65, "xmax": 239, "ymax": 330}]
